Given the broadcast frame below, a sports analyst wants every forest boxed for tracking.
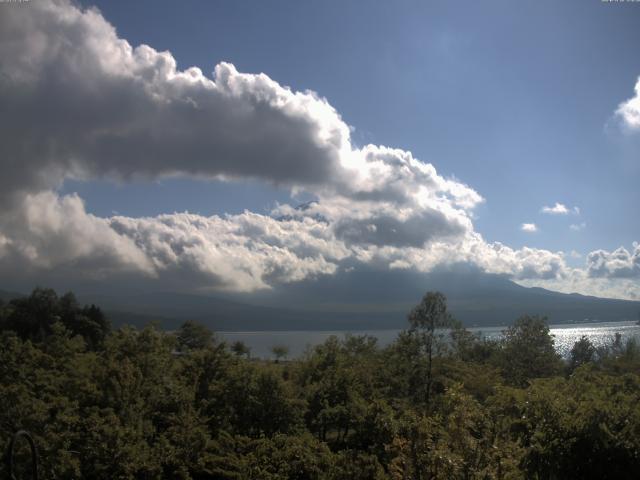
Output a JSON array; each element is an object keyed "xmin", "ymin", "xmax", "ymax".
[{"xmin": 1, "ymin": 288, "xmax": 639, "ymax": 479}]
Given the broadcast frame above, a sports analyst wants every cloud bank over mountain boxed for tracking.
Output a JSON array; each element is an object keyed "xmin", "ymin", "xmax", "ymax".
[
  {"xmin": 0, "ymin": 0, "xmax": 637, "ymax": 300},
  {"xmin": 587, "ymin": 244, "xmax": 640, "ymax": 279}
]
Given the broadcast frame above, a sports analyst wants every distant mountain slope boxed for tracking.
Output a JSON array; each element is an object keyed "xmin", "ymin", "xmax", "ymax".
[
  {"xmin": 74, "ymin": 268, "xmax": 640, "ymax": 331},
  {"xmin": 232, "ymin": 267, "xmax": 640, "ymax": 327},
  {"xmin": 78, "ymin": 292, "xmax": 395, "ymax": 331},
  {"xmin": 0, "ymin": 289, "xmax": 24, "ymax": 302},
  {"xmin": 3, "ymin": 267, "xmax": 638, "ymax": 331}
]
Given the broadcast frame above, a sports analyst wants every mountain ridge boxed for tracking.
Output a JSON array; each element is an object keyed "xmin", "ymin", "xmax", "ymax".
[{"xmin": 2, "ymin": 270, "xmax": 639, "ymax": 331}]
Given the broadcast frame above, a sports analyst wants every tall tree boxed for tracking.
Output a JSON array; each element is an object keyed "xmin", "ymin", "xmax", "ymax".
[
  {"xmin": 568, "ymin": 335, "xmax": 596, "ymax": 373},
  {"xmin": 271, "ymin": 345, "xmax": 290, "ymax": 363},
  {"xmin": 500, "ymin": 315, "xmax": 562, "ymax": 386},
  {"xmin": 231, "ymin": 340, "xmax": 251, "ymax": 358},
  {"xmin": 4, "ymin": 287, "xmax": 59, "ymax": 341},
  {"xmin": 175, "ymin": 320, "xmax": 213, "ymax": 351},
  {"xmin": 408, "ymin": 291, "xmax": 456, "ymax": 405}
]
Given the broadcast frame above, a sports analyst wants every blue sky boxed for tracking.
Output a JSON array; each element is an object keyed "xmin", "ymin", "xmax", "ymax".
[
  {"xmin": 68, "ymin": 0, "xmax": 639, "ymax": 255},
  {"xmin": 1, "ymin": 0, "xmax": 639, "ymax": 300}
]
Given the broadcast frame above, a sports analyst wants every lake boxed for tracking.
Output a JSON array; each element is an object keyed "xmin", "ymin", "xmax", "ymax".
[{"xmin": 218, "ymin": 320, "xmax": 640, "ymax": 359}]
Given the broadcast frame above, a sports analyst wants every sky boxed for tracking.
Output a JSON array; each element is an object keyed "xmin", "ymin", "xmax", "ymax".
[{"xmin": 0, "ymin": 0, "xmax": 638, "ymax": 300}]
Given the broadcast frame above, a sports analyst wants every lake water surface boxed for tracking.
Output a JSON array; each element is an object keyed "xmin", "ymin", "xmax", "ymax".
[{"xmin": 218, "ymin": 321, "xmax": 640, "ymax": 359}]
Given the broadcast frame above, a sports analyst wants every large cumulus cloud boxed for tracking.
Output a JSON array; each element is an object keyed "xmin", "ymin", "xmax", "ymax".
[
  {"xmin": 519, "ymin": 244, "xmax": 640, "ymax": 301},
  {"xmin": 0, "ymin": 0, "xmax": 636, "ymax": 300},
  {"xmin": 0, "ymin": 0, "xmax": 482, "ymax": 286},
  {"xmin": 587, "ymin": 243, "xmax": 640, "ymax": 279},
  {"xmin": 0, "ymin": 189, "xmax": 582, "ymax": 294},
  {"xmin": 0, "ymin": 0, "xmax": 351, "ymax": 198},
  {"xmin": 0, "ymin": 0, "xmax": 481, "ymax": 243},
  {"xmin": 0, "ymin": 192, "xmax": 153, "ymax": 279}
]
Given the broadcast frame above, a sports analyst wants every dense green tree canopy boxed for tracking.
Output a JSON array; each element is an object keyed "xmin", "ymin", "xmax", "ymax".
[
  {"xmin": 499, "ymin": 314, "xmax": 563, "ymax": 387},
  {"xmin": 176, "ymin": 320, "xmax": 214, "ymax": 351},
  {"xmin": 1, "ymin": 288, "xmax": 109, "ymax": 348},
  {"xmin": 1, "ymin": 288, "xmax": 639, "ymax": 479}
]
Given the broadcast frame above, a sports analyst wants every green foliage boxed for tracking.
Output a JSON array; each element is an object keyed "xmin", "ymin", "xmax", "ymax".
[
  {"xmin": 517, "ymin": 370, "xmax": 640, "ymax": 479},
  {"xmin": 176, "ymin": 320, "xmax": 214, "ymax": 351},
  {"xmin": 568, "ymin": 335, "xmax": 596, "ymax": 373},
  {"xmin": 1, "ymin": 288, "xmax": 109, "ymax": 348},
  {"xmin": 271, "ymin": 344, "xmax": 290, "ymax": 362},
  {"xmin": 242, "ymin": 433, "xmax": 335, "ymax": 479},
  {"xmin": 1, "ymin": 287, "xmax": 639, "ymax": 479},
  {"xmin": 407, "ymin": 291, "xmax": 459, "ymax": 405},
  {"xmin": 230, "ymin": 340, "xmax": 251, "ymax": 358},
  {"xmin": 498, "ymin": 315, "xmax": 563, "ymax": 387}
]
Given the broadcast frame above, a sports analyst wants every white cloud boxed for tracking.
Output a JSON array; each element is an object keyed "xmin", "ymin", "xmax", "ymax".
[
  {"xmin": 0, "ymin": 192, "xmax": 345, "ymax": 292},
  {"xmin": 0, "ymin": 0, "xmax": 482, "ymax": 252},
  {"xmin": 0, "ymin": 190, "xmax": 633, "ymax": 297},
  {"xmin": 569, "ymin": 222, "xmax": 586, "ymax": 231},
  {"xmin": 616, "ymin": 76, "xmax": 640, "ymax": 132},
  {"xmin": 521, "ymin": 223, "xmax": 538, "ymax": 232},
  {"xmin": 518, "ymin": 273, "xmax": 640, "ymax": 301},
  {"xmin": 0, "ymin": 192, "xmax": 154, "ymax": 279},
  {"xmin": 0, "ymin": 191, "xmax": 570, "ymax": 291},
  {"xmin": 0, "ymin": 0, "xmax": 486, "ymax": 287},
  {"xmin": 0, "ymin": 0, "xmax": 484, "ymax": 217},
  {"xmin": 0, "ymin": 0, "xmax": 635, "ymax": 301},
  {"xmin": 465, "ymin": 239, "xmax": 566, "ymax": 280},
  {"xmin": 541, "ymin": 203, "xmax": 574, "ymax": 215},
  {"xmin": 0, "ymin": 0, "xmax": 350, "ymax": 199},
  {"xmin": 586, "ymin": 243, "xmax": 640, "ymax": 279}
]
